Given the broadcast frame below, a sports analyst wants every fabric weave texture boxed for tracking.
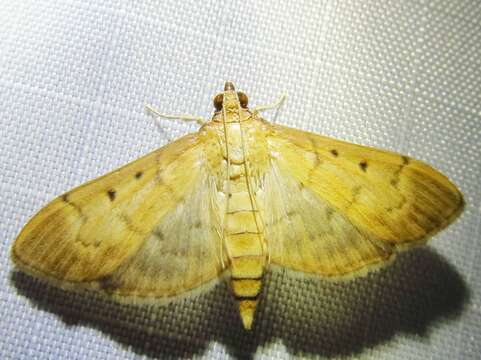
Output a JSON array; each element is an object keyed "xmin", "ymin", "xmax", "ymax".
[{"xmin": 0, "ymin": 1, "xmax": 480, "ymax": 359}]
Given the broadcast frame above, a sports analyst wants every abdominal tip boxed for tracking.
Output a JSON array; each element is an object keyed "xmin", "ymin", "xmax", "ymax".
[
  {"xmin": 241, "ymin": 312, "xmax": 254, "ymax": 330},
  {"xmin": 239, "ymin": 300, "xmax": 256, "ymax": 330}
]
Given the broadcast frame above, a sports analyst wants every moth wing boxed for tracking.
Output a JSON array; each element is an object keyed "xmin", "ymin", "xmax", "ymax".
[
  {"xmin": 262, "ymin": 124, "xmax": 463, "ymax": 277},
  {"xmin": 12, "ymin": 133, "xmax": 227, "ymax": 299}
]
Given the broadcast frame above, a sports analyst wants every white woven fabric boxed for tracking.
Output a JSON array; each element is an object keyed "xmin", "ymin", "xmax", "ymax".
[{"xmin": 1, "ymin": 1, "xmax": 480, "ymax": 359}]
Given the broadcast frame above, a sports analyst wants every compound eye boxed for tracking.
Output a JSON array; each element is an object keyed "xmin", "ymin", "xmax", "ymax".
[
  {"xmin": 238, "ymin": 92, "xmax": 248, "ymax": 108},
  {"xmin": 213, "ymin": 93, "xmax": 223, "ymax": 111}
]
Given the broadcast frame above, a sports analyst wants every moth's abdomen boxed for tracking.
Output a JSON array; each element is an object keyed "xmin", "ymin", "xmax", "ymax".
[{"xmin": 225, "ymin": 165, "xmax": 266, "ymax": 330}]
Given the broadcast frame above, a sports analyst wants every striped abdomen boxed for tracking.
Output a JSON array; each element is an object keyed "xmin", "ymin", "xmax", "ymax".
[{"xmin": 225, "ymin": 163, "xmax": 265, "ymax": 330}]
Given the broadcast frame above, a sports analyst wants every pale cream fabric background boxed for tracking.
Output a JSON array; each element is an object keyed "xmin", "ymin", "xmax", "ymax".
[{"xmin": 0, "ymin": 1, "xmax": 480, "ymax": 359}]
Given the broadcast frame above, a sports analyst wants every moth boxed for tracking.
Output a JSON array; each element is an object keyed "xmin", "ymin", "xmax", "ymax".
[{"xmin": 12, "ymin": 82, "xmax": 464, "ymax": 330}]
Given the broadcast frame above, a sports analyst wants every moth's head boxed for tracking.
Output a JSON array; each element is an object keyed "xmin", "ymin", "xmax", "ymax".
[{"xmin": 213, "ymin": 82, "xmax": 249, "ymax": 112}]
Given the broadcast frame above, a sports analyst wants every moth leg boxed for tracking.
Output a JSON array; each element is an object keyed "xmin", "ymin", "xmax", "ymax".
[{"xmin": 145, "ymin": 103, "xmax": 206, "ymax": 126}]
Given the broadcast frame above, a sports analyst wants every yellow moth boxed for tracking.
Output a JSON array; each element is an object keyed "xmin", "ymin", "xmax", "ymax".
[{"xmin": 12, "ymin": 82, "xmax": 464, "ymax": 330}]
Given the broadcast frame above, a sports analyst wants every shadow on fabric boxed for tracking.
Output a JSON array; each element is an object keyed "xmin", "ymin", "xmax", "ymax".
[{"xmin": 11, "ymin": 247, "xmax": 469, "ymax": 359}]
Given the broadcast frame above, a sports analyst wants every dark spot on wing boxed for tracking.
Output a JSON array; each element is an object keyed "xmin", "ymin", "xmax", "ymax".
[
  {"xmin": 135, "ymin": 171, "xmax": 143, "ymax": 179},
  {"xmin": 390, "ymin": 155, "xmax": 411, "ymax": 188},
  {"xmin": 107, "ymin": 189, "xmax": 116, "ymax": 201},
  {"xmin": 390, "ymin": 178, "xmax": 399, "ymax": 187},
  {"xmin": 153, "ymin": 228, "xmax": 164, "ymax": 241},
  {"xmin": 330, "ymin": 149, "xmax": 338, "ymax": 157},
  {"xmin": 61, "ymin": 193, "xmax": 87, "ymax": 221},
  {"xmin": 325, "ymin": 207, "xmax": 334, "ymax": 220},
  {"xmin": 286, "ymin": 210, "xmax": 296, "ymax": 218},
  {"xmin": 359, "ymin": 160, "xmax": 368, "ymax": 172}
]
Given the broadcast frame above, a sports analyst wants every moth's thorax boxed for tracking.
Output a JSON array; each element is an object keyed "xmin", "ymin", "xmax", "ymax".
[
  {"xmin": 200, "ymin": 88, "xmax": 270, "ymax": 187},
  {"xmin": 199, "ymin": 115, "xmax": 270, "ymax": 190},
  {"xmin": 211, "ymin": 108, "xmax": 252, "ymax": 123}
]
